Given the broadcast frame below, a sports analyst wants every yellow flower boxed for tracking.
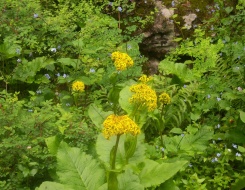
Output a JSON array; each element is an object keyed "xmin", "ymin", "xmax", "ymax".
[
  {"xmin": 130, "ymin": 83, "xmax": 157, "ymax": 111},
  {"xmin": 102, "ymin": 114, "xmax": 140, "ymax": 139},
  {"xmin": 111, "ymin": 51, "xmax": 134, "ymax": 71},
  {"xmin": 138, "ymin": 74, "xmax": 152, "ymax": 83},
  {"xmin": 72, "ymin": 81, "xmax": 85, "ymax": 92},
  {"xmin": 159, "ymin": 92, "xmax": 171, "ymax": 105}
]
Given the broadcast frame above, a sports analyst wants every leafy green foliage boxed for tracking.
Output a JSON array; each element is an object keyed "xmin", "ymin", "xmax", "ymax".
[
  {"xmin": 1, "ymin": 0, "xmax": 245, "ymax": 189},
  {"xmin": 139, "ymin": 159, "xmax": 188, "ymax": 188}
]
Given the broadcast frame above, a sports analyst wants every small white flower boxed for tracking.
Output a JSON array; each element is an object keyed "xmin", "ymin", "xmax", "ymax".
[
  {"xmin": 227, "ymin": 149, "xmax": 231, "ymax": 152},
  {"xmin": 237, "ymin": 87, "xmax": 242, "ymax": 91},
  {"xmin": 90, "ymin": 68, "xmax": 95, "ymax": 73},
  {"xmin": 33, "ymin": 13, "xmax": 38, "ymax": 18},
  {"xmin": 118, "ymin": 7, "xmax": 122, "ymax": 12},
  {"xmin": 36, "ymin": 90, "xmax": 42, "ymax": 94},
  {"xmin": 27, "ymin": 146, "xmax": 32, "ymax": 149},
  {"xmin": 161, "ymin": 148, "xmax": 165, "ymax": 152},
  {"xmin": 51, "ymin": 48, "xmax": 57, "ymax": 53},
  {"xmin": 215, "ymin": 124, "xmax": 220, "ymax": 129},
  {"xmin": 236, "ymin": 152, "xmax": 242, "ymax": 157},
  {"xmin": 232, "ymin": 144, "xmax": 238, "ymax": 149},
  {"xmin": 216, "ymin": 153, "xmax": 221, "ymax": 157},
  {"xmin": 45, "ymin": 74, "xmax": 51, "ymax": 79},
  {"xmin": 66, "ymin": 103, "xmax": 71, "ymax": 106},
  {"xmin": 211, "ymin": 157, "xmax": 218, "ymax": 162},
  {"xmin": 16, "ymin": 48, "xmax": 21, "ymax": 54},
  {"xmin": 217, "ymin": 97, "xmax": 221, "ymax": 101},
  {"xmin": 17, "ymin": 58, "xmax": 22, "ymax": 63},
  {"xmin": 63, "ymin": 74, "xmax": 68, "ymax": 78},
  {"xmin": 171, "ymin": 0, "xmax": 175, "ymax": 7}
]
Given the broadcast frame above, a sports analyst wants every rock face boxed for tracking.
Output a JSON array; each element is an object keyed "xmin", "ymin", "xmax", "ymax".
[{"xmin": 139, "ymin": 1, "xmax": 176, "ymax": 74}]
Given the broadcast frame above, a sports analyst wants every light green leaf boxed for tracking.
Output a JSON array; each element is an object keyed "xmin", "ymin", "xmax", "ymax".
[
  {"xmin": 239, "ymin": 111, "xmax": 245, "ymax": 123},
  {"xmin": 118, "ymin": 169, "xmax": 144, "ymax": 190},
  {"xmin": 38, "ymin": 182, "xmax": 73, "ymax": 190},
  {"xmin": 88, "ymin": 103, "xmax": 113, "ymax": 129},
  {"xmin": 57, "ymin": 142, "xmax": 105, "ymax": 190},
  {"xmin": 57, "ymin": 58, "xmax": 78, "ymax": 69},
  {"xmin": 159, "ymin": 179, "xmax": 180, "ymax": 190},
  {"xmin": 96, "ymin": 134, "xmax": 145, "ymax": 169},
  {"xmin": 231, "ymin": 176, "xmax": 245, "ymax": 190},
  {"xmin": 45, "ymin": 135, "xmax": 62, "ymax": 156},
  {"xmin": 170, "ymin": 128, "xmax": 183, "ymax": 134},
  {"xmin": 139, "ymin": 159, "xmax": 187, "ymax": 188},
  {"xmin": 119, "ymin": 85, "xmax": 134, "ymax": 115}
]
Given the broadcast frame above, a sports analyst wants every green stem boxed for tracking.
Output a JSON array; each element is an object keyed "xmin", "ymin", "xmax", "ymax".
[
  {"xmin": 111, "ymin": 134, "xmax": 121, "ymax": 170},
  {"xmin": 130, "ymin": 103, "xmax": 141, "ymax": 122},
  {"xmin": 159, "ymin": 105, "xmax": 165, "ymax": 156}
]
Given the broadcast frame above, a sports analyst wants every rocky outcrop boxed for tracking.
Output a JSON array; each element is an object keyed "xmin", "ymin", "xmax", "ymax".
[{"xmin": 139, "ymin": 1, "xmax": 176, "ymax": 74}]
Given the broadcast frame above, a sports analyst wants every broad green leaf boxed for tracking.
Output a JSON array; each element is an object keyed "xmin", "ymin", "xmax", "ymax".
[
  {"xmin": 159, "ymin": 179, "xmax": 180, "ymax": 190},
  {"xmin": 231, "ymin": 176, "xmax": 245, "ymax": 190},
  {"xmin": 139, "ymin": 159, "xmax": 187, "ymax": 188},
  {"xmin": 239, "ymin": 111, "xmax": 245, "ymax": 123},
  {"xmin": 57, "ymin": 58, "xmax": 79, "ymax": 69},
  {"xmin": 38, "ymin": 182, "xmax": 73, "ymax": 190},
  {"xmin": 180, "ymin": 127, "xmax": 213, "ymax": 152},
  {"xmin": 118, "ymin": 169, "xmax": 144, "ymax": 190},
  {"xmin": 88, "ymin": 103, "xmax": 112, "ymax": 129},
  {"xmin": 57, "ymin": 142, "xmax": 105, "ymax": 190},
  {"xmin": 170, "ymin": 128, "xmax": 183, "ymax": 134},
  {"xmin": 119, "ymin": 85, "xmax": 134, "ymax": 115},
  {"xmin": 45, "ymin": 135, "xmax": 62, "ymax": 156},
  {"xmin": 96, "ymin": 134, "xmax": 145, "ymax": 169}
]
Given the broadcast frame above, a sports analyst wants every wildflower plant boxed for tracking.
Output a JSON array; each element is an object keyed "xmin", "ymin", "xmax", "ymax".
[
  {"xmin": 111, "ymin": 51, "xmax": 134, "ymax": 71},
  {"xmin": 102, "ymin": 114, "xmax": 140, "ymax": 139},
  {"xmin": 72, "ymin": 81, "xmax": 85, "ymax": 93},
  {"xmin": 71, "ymin": 80, "xmax": 85, "ymax": 106}
]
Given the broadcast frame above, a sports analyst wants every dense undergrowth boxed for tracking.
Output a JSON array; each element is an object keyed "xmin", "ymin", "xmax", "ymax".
[{"xmin": 0, "ymin": 0, "xmax": 245, "ymax": 189}]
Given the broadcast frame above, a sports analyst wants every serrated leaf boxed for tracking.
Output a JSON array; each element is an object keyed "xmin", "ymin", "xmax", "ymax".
[
  {"xmin": 139, "ymin": 159, "xmax": 187, "ymax": 188},
  {"xmin": 57, "ymin": 142, "xmax": 105, "ymax": 190}
]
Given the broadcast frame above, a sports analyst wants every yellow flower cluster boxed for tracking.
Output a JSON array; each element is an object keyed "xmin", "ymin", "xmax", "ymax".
[
  {"xmin": 159, "ymin": 92, "xmax": 171, "ymax": 105},
  {"xmin": 130, "ymin": 83, "xmax": 157, "ymax": 111},
  {"xmin": 138, "ymin": 74, "xmax": 152, "ymax": 83},
  {"xmin": 72, "ymin": 81, "xmax": 85, "ymax": 92},
  {"xmin": 111, "ymin": 51, "xmax": 134, "ymax": 71},
  {"xmin": 102, "ymin": 114, "xmax": 140, "ymax": 139}
]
